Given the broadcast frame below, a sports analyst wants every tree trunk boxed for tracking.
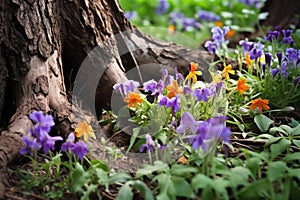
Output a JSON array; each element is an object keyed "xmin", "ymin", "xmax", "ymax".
[
  {"xmin": 261, "ymin": 0, "xmax": 300, "ymax": 28},
  {"xmin": 0, "ymin": 0, "xmax": 211, "ymax": 197}
]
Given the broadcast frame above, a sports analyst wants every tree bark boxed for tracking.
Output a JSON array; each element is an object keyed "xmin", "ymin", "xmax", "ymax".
[{"xmin": 0, "ymin": 0, "xmax": 211, "ymax": 197}]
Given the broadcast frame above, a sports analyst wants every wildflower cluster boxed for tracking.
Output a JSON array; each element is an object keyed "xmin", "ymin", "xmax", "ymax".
[
  {"xmin": 113, "ymin": 62, "xmax": 231, "ymax": 159},
  {"xmin": 20, "ymin": 111, "xmax": 63, "ymax": 156},
  {"xmin": 20, "ymin": 111, "xmax": 91, "ymax": 160}
]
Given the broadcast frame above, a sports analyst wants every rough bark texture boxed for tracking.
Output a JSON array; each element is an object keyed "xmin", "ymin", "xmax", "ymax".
[
  {"xmin": 261, "ymin": 0, "xmax": 300, "ymax": 28},
  {"xmin": 0, "ymin": 0, "xmax": 212, "ymax": 197}
]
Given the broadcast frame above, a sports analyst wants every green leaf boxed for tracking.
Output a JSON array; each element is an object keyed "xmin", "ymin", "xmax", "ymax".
[
  {"xmin": 293, "ymin": 140, "xmax": 300, "ymax": 148},
  {"xmin": 90, "ymin": 160, "xmax": 109, "ymax": 172},
  {"xmin": 288, "ymin": 168, "xmax": 300, "ymax": 181},
  {"xmin": 237, "ymin": 179, "xmax": 270, "ymax": 199},
  {"xmin": 201, "ymin": 186, "xmax": 214, "ymax": 200},
  {"xmin": 245, "ymin": 157, "xmax": 261, "ymax": 177},
  {"xmin": 170, "ymin": 165, "xmax": 198, "ymax": 176},
  {"xmin": 107, "ymin": 172, "xmax": 131, "ymax": 184},
  {"xmin": 191, "ymin": 174, "xmax": 213, "ymax": 191},
  {"xmin": 254, "ymin": 114, "xmax": 273, "ymax": 133},
  {"xmin": 267, "ymin": 161, "xmax": 287, "ymax": 182},
  {"xmin": 172, "ymin": 176, "xmax": 195, "ymax": 198},
  {"xmin": 270, "ymin": 125, "xmax": 292, "ymax": 136},
  {"xmin": 117, "ymin": 182, "xmax": 133, "ymax": 200},
  {"xmin": 136, "ymin": 161, "xmax": 169, "ymax": 178},
  {"xmin": 126, "ymin": 127, "xmax": 140, "ymax": 154},
  {"xmin": 291, "ymin": 124, "xmax": 300, "ymax": 136},
  {"xmin": 72, "ymin": 163, "xmax": 90, "ymax": 193},
  {"xmin": 265, "ymin": 137, "xmax": 282, "ymax": 147},
  {"xmin": 155, "ymin": 174, "xmax": 175, "ymax": 200},
  {"xmin": 270, "ymin": 138, "xmax": 291, "ymax": 159},
  {"xmin": 289, "ymin": 118, "xmax": 299, "ymax": 128},
  {"xmin": 228, "ymin": 166, "xmax": 252, "ymax": 189},
  {"xmin": 212, "ymin": 178, "xmax": 229, "ymax": 200},
  {"xmin": 284, "ymin": 152, "xmax": 300, "ymax": 162},
  {"xmin": 132, "ymin": 180, "xmax": 154, "ymax": 200}
]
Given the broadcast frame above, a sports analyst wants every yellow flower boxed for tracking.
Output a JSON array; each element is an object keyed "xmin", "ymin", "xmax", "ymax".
[
  {"xmin": 222, "ymin": 64, "xmax": 235, "ymax": 80},
  {"xmin": 186, "ymin": 62, "xmax": 202, "ymax": 83},
  {"xmin": 209, "ymin": 70, "xmax": 222, "ymax": 85},
  {"xmin": 249, "ymin": 98, "xmax": 270, "ymax": 113},
  {"xmin": 75, "ymin": 121, "xmax": 95, "ymax": 141},
  {"xmin": 124, "ymin": 92, "xmax": 142, "ymax": 108},
  {"xmin": 236, "ymin": 77, "xmax": 249, "ymax": 95},
  {"xmin": 166, "ymin": 80, "xmax": 183, "ymax": 98},
  {"xmin": 245, "ymin": 51, "xmax": 253, "ymax": 68},
  {"xmin": 168, "ymin": 25, "xmax": 176, "ymax": 34}
]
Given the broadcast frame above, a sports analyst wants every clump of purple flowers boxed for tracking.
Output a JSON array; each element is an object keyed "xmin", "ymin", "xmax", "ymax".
[
  {"xmin": 20, "ymin": 111, "xmax": 89, "ymax": 160},
  {"xmin": 20, "ymin": 111, "xmax": 63, "ymax": 156},
  {"xmin": 205, "ymin": 26, "xmax": 230, "ymax": 54},
  {"xmin": 169, "ymin": 12, "xmax": 201, "ymax": 32},
  {"xmin": 197, "ymin": 10, "xmax": 220, "ymax": 22},
  {"xmin": 61, "ymin": 132, "xmax": 89, "ymax": 160},
  {"xmin": 239, "ymin": 0, "xmax": 266, "ymax": 9},
  {"xmin": 113, "ymin": 80, "xmax": 140, "ymax": 97},
  {"xmin": 176, "ymin": 112, "xmax": 231, "ymax": 151},
  {"xmin": 155, "ymin": 0, "xmax": 169, "ymax": 15}
]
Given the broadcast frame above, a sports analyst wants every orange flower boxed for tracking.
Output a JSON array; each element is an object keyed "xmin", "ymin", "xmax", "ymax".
[
  {"xmin": 166, "ymin": 80, "xmax": 183, "ymax": 98},
  {"xmin": 226, "ymin": 29, "xmax": 235, "ymax": 38},
  {"xmin": 249, "ymin": 98, "xmax": 270, "ymax": 113},
  {"xmin": 245, "ymin": 51, "xmax": 253, "ymax": 68},
  {"xmin": 124, "ymin": 92, "xmax": 142, "ymax": 108},
  {"xmin": 215, "ymin": 21, "xmax": 224, "ymax": 27},
  {"xmin": 186, "ymin": 62, "xmax": 202, "ymax": 83},
  {"xmin": 236, "ymin": 77, "xmax": 249, "ymax": 95},
  {"xmin": 168, "ymin": 25, "xmax": 176, "ymax": 34},
  {"xmin": 177, "ymin": 156, "xmax": 190, "ymax": 165},
  {"xmin": 222, "ymin": 64, "xmax": 235, "ymax": 80},
  {"xmin": 75, "ymin": 121, "xmax": 95, "ymax": 141}
]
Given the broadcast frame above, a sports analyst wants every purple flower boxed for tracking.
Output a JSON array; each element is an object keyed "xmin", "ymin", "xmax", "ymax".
[
  {"xmin": 20, "ymin": 137, "xmax": 41, "ymax": 156},
  {"xmin": 239, "ymin": 40, "xmax": 254, "ymax": 53},
  {"xmin": 239, "ymin": 0, "xmax": 265, "ymax": 8},
  {"xmin": 30, "ymin": 111, "xmax": 55, "ymax": 135},
  {"xmin": 158, "ymin": 95, "xmax": 168, "ymax": 106},
  {"xmin": 193, "ymin": 88, "xmax": 210, "ymax": 102},
  {"xmin": 220, "ymin": 127, "xmax": 231, "ymax": 143},
  {"xmin": 270, "ymin": 67, "xmax": 280, "ymax": 78},
  {"xmin": 281, "ymin": 61, "xmax": 288, "ymax": 79},
  {"xmin": 204, "ymin": 40, "xmax": 218, "ymax": 54},
  {"xmin": 249, "ymin": 42, "xmax": 264, "ymax": 60},
  {"xmin": 294, "ymin": 76, "xmax": 300, "ymax": 87},
  {"xmin": 176, "ymin": 112, "xmax": 199, "ymax": 134},
  {"xmin": 285, "ymin": 48, "xmax": 299, "ymax": 64},
  {"xmin": 169, "ymin": 12, "xmax": 185, "ymax": 25},
  {"xmin": 113, "ymin": 80, "xmax": 140, "ymax": 97},
  {"xmin": 183, "ymin": 86, "xmax": 192, "ymax": 95},
  {"xmin": 166, "ymin": 96, "xmax": 180, "ymax": 112},
  {"xmin": 155, "ymin": 0, "xmax": 169, "ymax": 15},
  {"xmin": 41, "ymin": 133, "xmax": 63, "ymax": 154},
  {"xmin": 143, "ymin": 79, "xmax": 158, "ymax": 93},
  {"xmin": 139, "ymin": 134, "xmax": 157, "ymax": 153},
  {"xmin": 265, "ymin": 29, "xmax": 280, "ymax": 42},
  {"xmin": 277, "ymin": 52, "xmax": 283, "ymax": 65},
  {"xmin": 282, "ymin": 29, "xmax": 293, "ymax": 46},
  {"xmin": 182, "ymin": 18, "xmax": 200, "ymax": 31},
  {"xmin": 71, "ymin": 141, "xmax": 89, "ymax": 160},
  {"xmin": 197, "ymin": 10, "xmax": 220, "ymax": 22},
  {"xmin": 176, "ymin": 71, "xmax": 184, "ymax": 86},
  {"xmin": 265, "ymin": 53, "xmax": 272, "ymax": 67},
  {"xmin": 125, "ymin": 11, "xmax": 137, "ymax": 20},
  {"xmin": 164, "ymin": 75, "xmax": 174, "ymax": 86},
  {"xmin": 189, "ymin": 122, "xmax": 209, "ymax": 150},
  {"xmin": 211, "ymin": 26, "xmax": 229, "ymax": 44},
  {"xmin": 61, "ymin": 132, "xmax": 76, "ymax": 152}
]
